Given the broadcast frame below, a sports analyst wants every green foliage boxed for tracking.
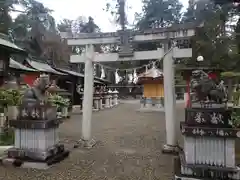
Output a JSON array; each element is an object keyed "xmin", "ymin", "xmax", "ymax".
[
  {"xmin": 231, "ymin": 111, "xmax": 240, "ymax": 128},
  {"xmin": 182, "ymin": 1, "xmax": 238, "ymax": 69},
  {"xmin": 11, "ymin": 0, "xmax": 57, "ymax": 39},
  {"xmin": 0, "ymin": 0, "xmax": 15, "ymax": 34},
  {"xmin": 48, "ymin": 94, "xmax": 70, "ymax": 107},
  {"xmin": 0, "ymin": 127, "xmax": 14, "ymax": 145},
  {"xmin": 57, "ymin": 16, "xmax": 100, "ymax": 34},
  {"xmin": 236, "ymin": 19, "xmax": 240, "ymax": 54},
  {"xmin": 136, "ymin": 0, "xmax": 183, "ymax": 29},
  {"xmin": 0, "ymin": 89, "xmax": 9, "ymax": 109},
  {"xmin": 221, "ymin": 71, "xmax": 240, "ymax": 78},
  {"xmin": 4, "ymin": 89, "xmax": 22, "ymax": 106},
  {"xmin": 233, "ymin": 91, "xmax": 240, "ymax": 106},
  {"xmin": 0, "ymin": 89, "xmax": 22, "ymax": 107},
  {"xmin": 57, "ymin": 19, "xmax": 73, "ymax": 32}
]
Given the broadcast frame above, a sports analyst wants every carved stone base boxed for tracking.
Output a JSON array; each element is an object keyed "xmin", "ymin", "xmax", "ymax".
[
  {"xmin": 137, "ymin": 106, "xmax": 165, "ymax": 112},
  {"xmin": 174, "ymin": 175, "xmax": 202, "ymax": 180},
  {"xmin": 174, "ymin": 150, "xmax": 240, "ymax": 180},
  {"xmin": 145, "ymin": 103, "xmax": 152, "ymax": 108},
  {"xmin": 162, "ymin": 144, "xmax": 179, "ymax": 155},
  {"xmin": 191, "ymin": 102, "xmax": 227, "ymax": 108},
  {"xmin": 1, "ymin": 149, "xmax": 69, "ymax": 169},
  {"xmin": 73, "ymin": 138, "xmax": 97, "ymax": 149},
  {"xmin": 139, "ymin": 97, "xmax": 164, "ymax": 112},
  {"xmin": 7, "ymin": 144, "xmax": 65, "ymax": 161},
  {"xmin": 104, "ymin": 103, "xmax": 110, "ymax": 108}
]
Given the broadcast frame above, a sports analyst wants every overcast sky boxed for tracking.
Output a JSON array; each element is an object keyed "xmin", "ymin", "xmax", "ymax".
[{"xmin": 12, "ymin": 0, "xmax": 188, "ymax": 32}]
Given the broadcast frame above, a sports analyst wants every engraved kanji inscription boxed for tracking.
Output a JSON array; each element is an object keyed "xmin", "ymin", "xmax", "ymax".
[
  {"xmin": 210, "ymin": 113, "xmax": 224, "ymax": 124},
  {"xmin": 193, "ymin": 112, "xmax": 205, "ymax": 123}
]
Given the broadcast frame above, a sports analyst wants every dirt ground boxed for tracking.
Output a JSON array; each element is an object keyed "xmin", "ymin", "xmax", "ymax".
[{"xmin": 0, "ymin": 100, "xmax": 185, "ymax": 180}]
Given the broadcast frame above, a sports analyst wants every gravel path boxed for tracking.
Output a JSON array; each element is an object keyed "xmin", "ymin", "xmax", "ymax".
[{"xmin": 0, "ymin": 101, "xmax": 185, "ymax": 180}]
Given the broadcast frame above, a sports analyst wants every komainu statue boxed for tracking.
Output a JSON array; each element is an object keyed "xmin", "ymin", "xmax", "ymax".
[
  {"xmin": 190, "ymin": 70, "xmax": 227, "ymax": 104},
  {"xmin": 22, "ymin": 74, "xmax": 50, "ymax": 106}
]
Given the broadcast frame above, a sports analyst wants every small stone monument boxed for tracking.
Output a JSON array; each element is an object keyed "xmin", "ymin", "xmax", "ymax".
[
  {"xmin": 174, "ymin": 70, "xmax": 240, "ymax": 179},
  {"xmin": 104, "ymin": 90, "xmax": 111, "ymax": 109},
  {"xmin": 93, "ymin": 91, "xmax": 100, "ymax": 111},
  {"xmin": 5, "ymin": 74, "xmax": 69, "ymax": 168},
  {"xmin": 112, "ymin": 89, "xmax": 119, "ymax": 106},
  {"xmin": 108, "ymin": 89, "xmax": 113, "ymax": 108}
]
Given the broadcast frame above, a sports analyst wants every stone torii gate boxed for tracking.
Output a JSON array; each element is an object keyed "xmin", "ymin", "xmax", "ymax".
[{"xmin": 62, "ymin": 23, "xmax": 196, "ymax": 153}]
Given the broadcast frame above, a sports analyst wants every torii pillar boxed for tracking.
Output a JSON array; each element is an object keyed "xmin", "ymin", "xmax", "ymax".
[
  {"xmin": 78, "ymin": 44, "xmax": 96, "ymax": 148},
  {"xmin": 162, "ymin": 43, "xmax": 178, "ymax": 154}
]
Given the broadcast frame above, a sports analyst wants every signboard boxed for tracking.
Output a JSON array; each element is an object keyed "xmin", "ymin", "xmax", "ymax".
[{"xmin": 117, "ymin": 30, "xmax": 134, "ymax": 57}]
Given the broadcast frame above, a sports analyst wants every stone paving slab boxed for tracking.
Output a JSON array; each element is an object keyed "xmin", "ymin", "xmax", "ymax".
[{"xmin": 0, "ymin": 100, "xmax": 185, "ymax": 180}]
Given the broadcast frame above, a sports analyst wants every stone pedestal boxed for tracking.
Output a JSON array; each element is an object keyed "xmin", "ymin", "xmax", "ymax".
[
  {"xmin": 6, "ymin": 104, "xmax": 69, "ymax": 167},
  {"xmin": 99, "ymin": 97, "xmax": 103, "ymax": 110},
  {"xmin": 140, "ymin": 99, "xmax": 145, "ymax": 109},
  {"xmin": 174, "ymin": 105, "xmax": 240, "ymax": 179},
  {"xmin": 61, "ymin": 107, "xmax": 68, "ymax": 118},
  {"xmin": 113, "ymin": 94, "xmax": 118, "ymax": 106},
  {"xmin": 153, "ymin": 97, "xmax": 164, "ymax": 108},
  {"xmin": 93, "ymin": 97, "xmax": 100, "ymax": 111},
  {"xmin": 138, "ymin": 97, "xmax": 164, "ymax": 112},
  {"xmin": 104, "ymin": 95, "xmax": 111, "ymax": 108},
  {"xmin": 145, "ymin": 98, "xmax": 152, "ymax": 108},
  {"xmin": 109, "ymin": 95, "xmax": 113, "ymax": 108},
  {"xmin": 101, "ymin": 93, "xmax": 106, "ymax": 108},
  {"xmin": 13, "ymin": 128, "xmax": 59, "ymax": 156},
  {"xmin": 7, "ymin": 106, "xmax": 18, "ymax": 120}
]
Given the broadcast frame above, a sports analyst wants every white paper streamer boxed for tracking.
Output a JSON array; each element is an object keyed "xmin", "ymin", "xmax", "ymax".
[
  {"xmin": 93, "ymin": 64, "xmax": 96, "ymax": 76},
  {"xmin": 152, "ymin": 62, "xmax": 158, "ymax": 78},
  {"xmin": 129, "ymin": 88, "xmax": 132, "ymax": 92},
  {"xmin": 128, "ymin": 73, "xmax": 133, "ymax": 84},
  {"xmin": 100, "ymin": 66, "xmax": 105, "ymax": 79},
  {"xmin": 133, "ymin": 69, "xmax": 138, "ymax": 84},
  {"xmin": 115, "ymin": 70, "xmax": 121, "ymax": 84}
]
